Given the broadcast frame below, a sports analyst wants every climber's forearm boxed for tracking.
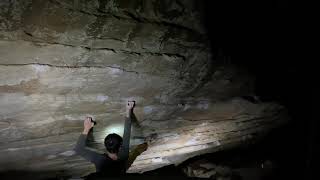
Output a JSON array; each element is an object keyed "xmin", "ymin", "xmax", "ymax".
[
  {"xmin": 119, "ymin": 101, "xmax": 134, "ymax": 161},
  {"xmin": 82, "ymin": 129, "xmax": 90, "ymax": 135},
  {"xmin": 75, "ymin": 134, "xmax": 87, "ymax": 152},
  {"xmin": 123, "ymin": 104, "xmax": 134, "ymax": 150},
  {"xmin": 126, "ymin": 109, "xmax": 133, "ymax": 118},
  {"xmin": 74, "ymin": 134, "xmax": 102, "ymax": 165},
  {"xmin": 123, "ymin": 101, "xmax": 134, "ymax": 151},
  {"xmin": 119, "ymin": 115, "xmax": 132, "ymax": 159},
  {"xmin": 123, "ymin": 115, "xmax": 132, "ymax": 147}
]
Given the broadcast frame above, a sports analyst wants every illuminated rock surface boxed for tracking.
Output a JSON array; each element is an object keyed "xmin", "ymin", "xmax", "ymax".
[{"xmin": 0, "ymin": 0, "xmax": 288, "ymax": 178}]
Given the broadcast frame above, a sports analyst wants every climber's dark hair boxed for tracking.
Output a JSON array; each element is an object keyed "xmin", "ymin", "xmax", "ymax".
[{"xmin": 104, "ymin": 133, "xmax": 123, "ymax": 154}]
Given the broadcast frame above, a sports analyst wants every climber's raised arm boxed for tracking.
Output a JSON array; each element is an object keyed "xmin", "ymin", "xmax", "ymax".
[
  {"xmin": 74, "ymin": 117, "xmax": 102, "ymax": 164},
  {"xmin": 118, "ymin": 101, "xmax": 135, "ymax": 161}
]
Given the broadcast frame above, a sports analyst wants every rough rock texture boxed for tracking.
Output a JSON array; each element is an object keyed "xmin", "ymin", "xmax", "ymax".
[
  {"xmin": 182, "ymin": 159, "xmax": 233, "ymax": 179},
  {"xmin": 0, "ymin": 0, "xmax": 288, "ymax": 178},
  {"xmin": 128, "ymin": 98, "xmax": 287, "ymax": 173}
]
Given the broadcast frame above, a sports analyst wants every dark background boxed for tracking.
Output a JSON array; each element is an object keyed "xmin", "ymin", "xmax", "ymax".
[{"xmin": 202, "ymin": 0, "xmax": 315, "ymax": 179}]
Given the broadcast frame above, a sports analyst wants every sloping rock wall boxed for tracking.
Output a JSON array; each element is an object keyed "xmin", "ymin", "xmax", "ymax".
[{"xmin": 0, "ymin": 0, "xmax": 288, "ymax": 178}]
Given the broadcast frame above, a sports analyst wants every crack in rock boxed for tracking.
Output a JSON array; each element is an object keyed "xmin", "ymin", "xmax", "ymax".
[
  {"xmin": 50, "ymin": 0, "xmax": 204, "ymax": 36},
  {"xmin": 0, "ymin": 63, "xmax": 140, "ymax": 74},
  {"xmin": 19, "ymin": 32, "xmax": 187, "ymax": 60}
]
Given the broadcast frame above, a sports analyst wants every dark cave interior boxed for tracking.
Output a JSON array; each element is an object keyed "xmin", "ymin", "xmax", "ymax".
[
  {"xmin": 140, "ymin": 1, "xmax": 313, "ymax": 179},
  {"xmin": 201, "ymin": 0, "xmax": 313, "ymax": 179}
]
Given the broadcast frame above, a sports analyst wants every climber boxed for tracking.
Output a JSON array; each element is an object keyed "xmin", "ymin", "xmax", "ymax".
[{"xmin": 74, "ymin": 101, "xmax": 135, "ymax": 177}]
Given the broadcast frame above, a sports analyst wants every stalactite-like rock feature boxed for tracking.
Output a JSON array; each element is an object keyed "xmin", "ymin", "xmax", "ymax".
[{"xmin": 0, "ymin": 0, "xmax": 288, "ymax": 178}]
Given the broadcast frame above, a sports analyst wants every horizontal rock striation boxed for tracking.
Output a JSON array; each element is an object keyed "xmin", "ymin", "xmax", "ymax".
[{"xmin": 0, "ymin": 0, "xmax": 288, "ymax": 178}]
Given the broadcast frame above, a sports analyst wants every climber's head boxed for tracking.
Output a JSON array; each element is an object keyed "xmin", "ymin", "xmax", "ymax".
[{"xmin": 104, "ymin": 133, "xmax": 123, "ymax": 154}]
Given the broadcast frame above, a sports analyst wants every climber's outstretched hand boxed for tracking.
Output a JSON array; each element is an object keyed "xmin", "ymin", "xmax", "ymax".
[
  {"xmin": 126, "ymin": 101, "xmax": 135, "ymax": 117},
  {"xmin": 82, "ymin": 117, "xmax": 94, "ymax": 135}
]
